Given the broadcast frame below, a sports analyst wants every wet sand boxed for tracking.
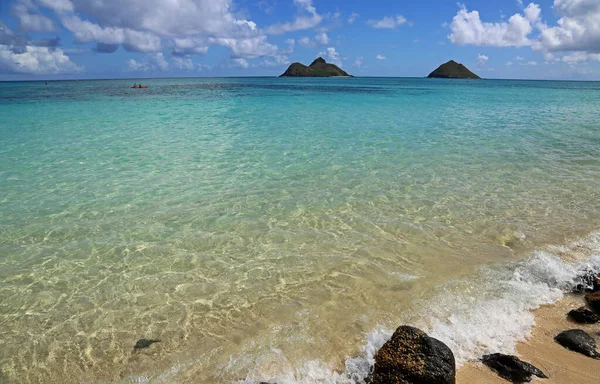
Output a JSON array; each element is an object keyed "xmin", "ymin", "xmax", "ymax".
[{"xmin": 458, "ymin": 293, "xmax": 600, "ymax": 383}]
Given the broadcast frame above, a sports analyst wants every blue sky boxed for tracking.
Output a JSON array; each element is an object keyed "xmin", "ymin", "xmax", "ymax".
[{"xmin": 1, "ymin": 0, "xmax": 599, "ymax": 80}]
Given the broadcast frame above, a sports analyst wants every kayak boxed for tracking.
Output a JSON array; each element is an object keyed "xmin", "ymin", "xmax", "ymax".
[{"xmin": 131, "ymin": 85, "xmax": 148, "ymax": 88}]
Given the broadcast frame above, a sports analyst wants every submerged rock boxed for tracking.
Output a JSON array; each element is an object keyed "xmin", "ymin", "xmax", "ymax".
[
  {"xmin": 371, "ymin": 325, "xmax": 455, "ymax": 384},
  {"xmin": 481, "ymin": 353, "xmax": 547, "ymax": 383},
  {"xmin": 133, "ymin": 338, "xmax": 161, "ymax": 350},
  {"xmin": 585, "ymin": 291, "xmax": 600, "ymax": 313},
  {"xmin": 568, "ymin": 307, "xmax": 600, "ymax": 324},
  {"xmin": 554, "ymin": 330, "xmax": 600, "ymax": 359}
]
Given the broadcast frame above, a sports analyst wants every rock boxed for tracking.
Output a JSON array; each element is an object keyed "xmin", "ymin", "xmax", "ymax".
[
  {"xmin": 585, "ymin": 291, "xmax": 600, "ymax": 313},
  {"xmin": 133, "ymin": 338, "xmax": 160, "ymax": 350},
  {"xmin": 573, "ymin": 271, "xmax": 600, "ymax": 293},
  {"xmin": 427, "ymin": 60, "xmax": 481, "ymax": 79},
  {"xmin": 554, "ymin": 330, "xmax": 600, "ymax": 359},
  {"xmin": 279, "ymin": 57, "xmax": 351, "ymax": 77},
  {"xmin": 371, "ymin": 325, "xmax": 455, "ymax": 384},
  {"xmin": 568, "ymin": 307, "xmax": 599, "ymax": 324},
  {"xmin": 481, "ymin": 353, "xmax": 547, "ymax": 383}
]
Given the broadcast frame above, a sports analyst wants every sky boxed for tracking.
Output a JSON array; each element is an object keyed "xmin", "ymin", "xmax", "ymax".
[{"xmin": 0, "ymin": 0, "xmax": 599, "ymax": 80}]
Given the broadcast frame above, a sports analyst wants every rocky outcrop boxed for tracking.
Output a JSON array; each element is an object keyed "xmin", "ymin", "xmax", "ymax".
[
  {"xmin": 279, "ymin": 57, "xmax": 351, "ymax": 77},
  {"xmin": 585, "ymin": 291, "xmax": 600, "ymax": 313},
  {"xmin": 427, "ymin": 60, "xmax": 481, "ymax": 79},
  {"xmin": 554, "ymin": 330, "xmax": 600, "ymax": 359},
  {"xmin": 481, "ymin": 353, "xmax": 547, "ymax": 383},
  {"xmin": 568, "ymin": 307, "xmax": 599, "ymax": 324},
  {"xmin": 371, "ymin": 325, "xmax": 455, "ymax": 384}
]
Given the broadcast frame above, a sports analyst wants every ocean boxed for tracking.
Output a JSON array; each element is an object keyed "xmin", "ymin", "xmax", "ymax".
[{"xmin": 1, "ymin": 77, "xmax": 600, "ymax": 383}]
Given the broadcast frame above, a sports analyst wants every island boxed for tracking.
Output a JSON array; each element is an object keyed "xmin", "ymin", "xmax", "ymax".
[
  {"xmin": 427, "ymin": 60, "xmax": 481, "ymax": 79},
  {"xmin": 280, "ymin": 57, "xmax": 351, "ymax": 77}
]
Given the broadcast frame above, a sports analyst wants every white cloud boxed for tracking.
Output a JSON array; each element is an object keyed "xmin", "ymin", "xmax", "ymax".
[
  {"xmin": 477, "ymin": 53, "xmax": 489, "ymax": 64},
  {"xmin": 38, "ymin": 0, "xmax": 74, "ymax": 13},
  {"xmin": 22, "ymin": 0, "xmax": 289, "ymax": 63},
  {"xmin": 506, "ymin": 61, "xmax": 513, "ymax": 66},
  {"xmin": 348, "ymin": 12, "xmax": 359, "ymax": 24},
  {"xmin": 297, "ymin": 32, "xmax": 329, "ymax": 48},
  {"xmin": 232, "ymin": 58, "xmax": 249, "ymax": 68},
  {"xmin": 0, "ymin": 44, "xmax": 81, "ymax": 74},
  {"xmin": 173, "ymin": 56, "xmax": 194, "ymax": 70},
  {"xmin": 265, "ymin": 0, "xmax": 322, "ymax": 35},
  {"xmin": 536, "ymin": 0, "xmax": 600, "ymax": 54},
  {"xmin": 561, "ymin": 52, "xmax": 600, "ymax": 64},
  {"xmin": 516, "ymin": 55, "xmax": 525, "ymax": 60},
  {"xmin": 521, "ymin": 60, "xmax": 538, "ymax": 66},
  {"xmin": 315, "ymin": 32, "xmax": 329, "ymax": 45},
  {"xmin": 376, "ymin": 54, "xmax": 386, "ymax": 60},
  {"xmin": 353, "ymin": 56, "xmax": 364, "ymax": 68},
  {"xmin": 12, "ymin": 0, "xmax": 55, "ymax": 32},
  {"xmin": 319, "ymin": 47, "xmax": 342, "ymax": 66},
  {"xmin": 368, "ymin": 15, "xmax": 408, "ymax": 29},
  {"xmin": 298, "ymin": 36, "xmax": 314, "ymax": 48},
  {"xmin": 448, "ymin": 3, "xmax": 540, "ymax": 47},
  {"xmin": 126, "ymin": 58, "xmax": 147, "ymax": 71},
  {"xmin": 447, "ymin": 1, "xmax": 600, "ymax": 64},
  {"xmin": 126, "ymin": 53, "xmax": 169, "ymax": 71}
]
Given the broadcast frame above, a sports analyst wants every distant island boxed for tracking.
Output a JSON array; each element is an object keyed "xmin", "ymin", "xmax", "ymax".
[
  {"xmin": 427, "ymin": 60, "xmax": 481, "ymax": 79},
  {"xmin": 280, "ymin": 57, "xmax": 351, "ymax": 77}
]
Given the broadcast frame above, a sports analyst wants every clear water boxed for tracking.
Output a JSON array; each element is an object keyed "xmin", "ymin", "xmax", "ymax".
[{"xmin": 1, "ymin": 77, "xmax": 600, "ymax": 383}]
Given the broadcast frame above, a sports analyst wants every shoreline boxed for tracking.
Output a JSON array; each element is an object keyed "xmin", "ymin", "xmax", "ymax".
[{"xmin": 457, "ymin": 293, "xmax": 600, "ymax": 383}]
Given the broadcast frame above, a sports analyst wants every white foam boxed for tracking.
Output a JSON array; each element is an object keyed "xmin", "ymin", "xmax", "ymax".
[{"xmin": 238, "ymin": 232, "xmax": 600, "ymax": 383}]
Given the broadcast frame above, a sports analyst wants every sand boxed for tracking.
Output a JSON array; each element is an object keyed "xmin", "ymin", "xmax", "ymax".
[{"xmin": 457, "ymin": 293, "xmax": 600, "ymax": 383}]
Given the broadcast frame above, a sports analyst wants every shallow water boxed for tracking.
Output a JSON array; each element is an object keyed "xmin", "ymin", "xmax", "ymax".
[{"xmin": 1, "ymin": 77, "xmax": 600, "ymax": 383}]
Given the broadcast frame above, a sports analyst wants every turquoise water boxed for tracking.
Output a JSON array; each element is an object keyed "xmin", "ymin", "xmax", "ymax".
[{"xmin": 1, "ymin": 78, "xmax": 600, "ymax": 383}]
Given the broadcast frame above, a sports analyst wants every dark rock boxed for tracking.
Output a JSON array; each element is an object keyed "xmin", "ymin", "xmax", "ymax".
[
  {"xmin": 279, "ymin": 57, "xmax": 351, "ymax": 77},
  {"xmin": 568, "ymin": 307, "xmax": 600, "ymax": 324},
  {"xmin": 371, "ymin": 325, "xmax": 455, "ymax": 384},
  {"xmin": 133, "ymin": 338, "xmax": 161, "ymax": 350},
  {"xmin": 585, "ymin": 291, "xmax": 600, "ymax": 313},
  {"xmin": 427, "ymin": 60, "xmax": 481, "ymax": 79},
  {"xmin": 554, "ymin": 329, "xmax": 600, "ymax": 359},
  {"xmin": 573, "ymin": 271, "xmax": 600, "ymax": 293},
  {"xmin": 481, "ymin": 353, "xmax": 547, "ymax": 383}
]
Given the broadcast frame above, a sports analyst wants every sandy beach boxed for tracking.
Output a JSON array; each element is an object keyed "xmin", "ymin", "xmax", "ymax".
[{"xmin": 458, "ymin": 293, "xmax": 600, "ymax": 383}]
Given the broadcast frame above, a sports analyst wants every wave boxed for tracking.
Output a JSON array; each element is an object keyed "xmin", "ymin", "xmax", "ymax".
[{"xmin": 237, "ymin": 232, "xmax": 600, "ymax": 384}]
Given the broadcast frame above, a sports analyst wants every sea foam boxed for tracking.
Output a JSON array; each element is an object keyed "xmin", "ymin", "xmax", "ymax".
[{"xmin": 238, "ymin": 232, "xmax": 600, "ymax": 383}]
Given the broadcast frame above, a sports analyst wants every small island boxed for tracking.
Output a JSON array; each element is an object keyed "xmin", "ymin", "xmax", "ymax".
[
  {"xmin": 280, "ymin": 57, "xmax": 351, "ymax": 77},
  {"xmin": 427, "ymin": 60, "xmax": 481, "ymax": 79}
]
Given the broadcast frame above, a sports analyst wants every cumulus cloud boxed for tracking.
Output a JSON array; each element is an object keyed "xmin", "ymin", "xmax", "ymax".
[
  {"xmin": 477, "ymin": 53, "xmax": 489, "ymax": 64},
  {"xmin": 0, "ymin": 20, "xmax": 80, "ymax": 75},
  {"xmin": 319, "ymin": 47, "xmax": 342, "ymax": 66},
  {"xmin": 536, "ymin": 0, "xmax": 600, "ymax": 54},
  {"xmin": 298, "ymin": 32, "xmax": 329, "ymax": 47},
  {"xmin": 126, "ymin": 53, "xmax": 169, "ymax": 71},
  {"xmin": 0, "ymin": 44, "xmax": 81, "ymax": 74},
  {"xmin": 173, "ymin": 56, "xmax": 194, "ymax": 70},
  {"xmin": 16, "ymin": 0, "xmax": 290, "ymax": 64},
  {"xmin": 448, "ymin": 3, "xmax": 540, "ymax": 47},
  {"xmin": 265, "ymin": 0, "xmax": 322, "ymax": 35},
  {"xmin": 348, "ymin": 12, "xmax": 359, "ymax": 24},
  {"xmin": 368, "ymin": 15, "xmax": 407, "ymax": 29},
  {"xmin": 12, "ymin": 0, "xmax": 56, "ymax": 32},
  {"xmin": 315, "ymin": 32, "xmax": 329, "ymax": 45},
  {"xmin": 447, "ymin": 1, "xmax": 600, "ymax": 64},
  {"xmin": 376, "ymin": 54, "xmax": 386, "ymax": 60}
]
